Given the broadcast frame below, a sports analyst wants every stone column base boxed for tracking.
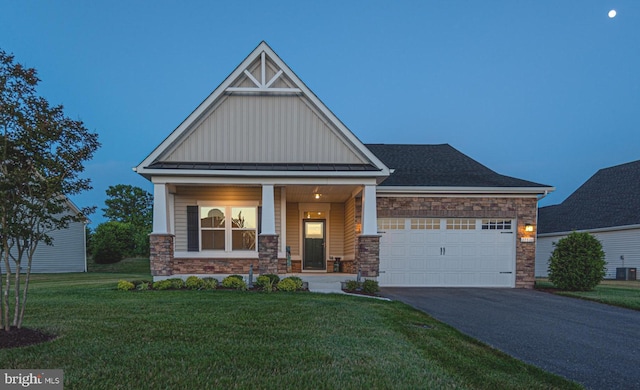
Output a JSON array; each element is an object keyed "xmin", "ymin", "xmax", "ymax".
[
  {"xmin": 355, "ymin": 235, "xmax": 380, "ymax": 277},
  {"xmin": 150, "ymin": 234, "xmax": 175, "ymax": 276},
  {"xmin": 258, "ymin": 234, "xmax": 279, "ymax": 274}
]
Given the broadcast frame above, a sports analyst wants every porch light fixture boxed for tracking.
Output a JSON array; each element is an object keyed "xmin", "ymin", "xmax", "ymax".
[
  {"xmin": 525, "ymin": 224, "xmax": 534, "ymax": 232},
  {"xmin": 314, "ymin": 193, "xmax": 321, "ymax": 200}
]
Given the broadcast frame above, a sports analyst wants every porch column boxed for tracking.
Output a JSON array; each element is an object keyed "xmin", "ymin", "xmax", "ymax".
[
  {"xmin": 150, "ymin": 183, "xmax": 173, "ymax": 278},
  {"xmin": 259, "ymin": 184, "xmax": 279, "ymax": 274},
  {"xmin": 356, "ymin": 184, "xmax": 380, "ymax": 277},
  {"xmin": 261, "ymin": 185, "xmax": 276, "ymax": 235},
  {"xmin": 153, "ymin": 183, "xmax": 169, "ymax": 234},
  {"xmin": 361, "ymin": 185, "xmax": 378, "ymax": 235}
]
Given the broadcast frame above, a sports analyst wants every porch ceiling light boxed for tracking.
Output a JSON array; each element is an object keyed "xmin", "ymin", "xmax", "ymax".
[{"xmin": 314, "ymin": 193, "xmax": 321, "ymax": 199}]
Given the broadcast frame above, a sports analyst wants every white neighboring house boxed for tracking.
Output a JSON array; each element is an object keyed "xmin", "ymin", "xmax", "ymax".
[
  {"xmin": 1, "ymin": 199, "xmax": 88, "ymax": 273},
  {"xmin": 536, "ymin": 160, "xmax": 640, "ymax": 279}
]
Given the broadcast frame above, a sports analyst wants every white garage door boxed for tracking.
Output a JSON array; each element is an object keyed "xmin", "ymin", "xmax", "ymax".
[{"xmin": 378, "ymin": 218, "xmax": 515, "ymax": 287}]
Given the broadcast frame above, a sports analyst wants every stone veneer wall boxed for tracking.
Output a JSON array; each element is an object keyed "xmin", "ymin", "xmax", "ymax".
[
  {"xmin": 258, "ymin": 234, "xmax": 279, "ymax": 274},
  {"xmin": 150, "ymin": 234, "xmax": 174, "ymax": 276},
  {"xmin": 377, "ymin": 196, "xmax": 539, "ymax": 288},
  {"xmin": 355, "ymin": 235, "xmax": 380, "ymax": 277}
]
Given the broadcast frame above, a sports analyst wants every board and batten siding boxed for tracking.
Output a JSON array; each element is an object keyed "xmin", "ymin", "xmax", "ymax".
[
  {"xmin": 343, "ymin": 197, "xmax": 356, "ymax": 259},
  {"xmin": 286, "ymin": 203, "xmax": 300, "ymax": 257},
  {"xmin": 536, "ymin": 227, "xmax": 640, "ymax": 279},
  {"xmin": 173, "ymin": 186, "xmax": 282, "ymax": 253},
  {"xmin": 160, "ymin": 95, "xmax": 367, "ymax": 165},
  {"xmin": 2, "ymin": 219, "xmax": 86, "ymax": 273},
  {"xmin": 329, "ymin": 203, "xmax": 345, "ymax": 259}
]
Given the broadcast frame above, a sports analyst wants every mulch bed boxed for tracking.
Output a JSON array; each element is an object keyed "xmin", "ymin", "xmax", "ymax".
[{"xmin": 0, "ymin": 327, "xmax": 57, "ymax": 349}]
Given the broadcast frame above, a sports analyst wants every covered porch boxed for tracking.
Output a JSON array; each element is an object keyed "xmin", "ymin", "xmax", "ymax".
[{"xmin": 149, "ymin": 179, "xmax": 380, "ymax": 280}]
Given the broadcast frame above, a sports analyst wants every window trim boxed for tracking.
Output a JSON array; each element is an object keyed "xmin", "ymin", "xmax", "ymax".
[{"xmin": 197, "ymin": 201, "xmax": 259, "ymax": 252}]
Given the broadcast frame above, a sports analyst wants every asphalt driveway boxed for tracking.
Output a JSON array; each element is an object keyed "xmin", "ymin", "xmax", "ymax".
[{"xmin": 381, "ymin": 288, "xmax": 640, "ymax": 390}]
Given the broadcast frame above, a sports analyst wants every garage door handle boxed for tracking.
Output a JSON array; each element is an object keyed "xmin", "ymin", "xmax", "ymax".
[
  {"xmin": 499, "ymin": 272, "xmax": 512, "ymax": 274},
  {"xmin": 500, "ymin": 231, "xmax": 513, "ymax": 234}
]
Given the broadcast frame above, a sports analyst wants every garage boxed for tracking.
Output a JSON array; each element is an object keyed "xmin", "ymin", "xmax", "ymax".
[{"xmin": 378, "ymin": 218, "xmax": 516, "ymax": 287}]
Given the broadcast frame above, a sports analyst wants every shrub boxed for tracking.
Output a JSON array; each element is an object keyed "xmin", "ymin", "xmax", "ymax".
[
  {"xmin": 283, "ymin": 276, "xmax": 303, "ymax": 290},
  {"xmin": 262, "ymin": 274, "xmax": 280, "ymax": 285},
  {"xmin": 117, "ymin": 280, "xmax": 135, "ymax": 291},
  {"xmin": 153, "ymin": 280, "xmax": 173, "ymax": 290},
  {"xmin": 362, "ymin": 279, "xmax": 379, "ymax": 294},
  {"xmin": 222, "ymin": 276, "xmax": 247, "ymax": 290},
  {"xmin": 548, "ymin": 231, "xmax": 606, "ymax": 291},
  {"xmin": 255, "ymin": 275, "xmax": 274, "ymax": 292},
  {"xmin": 277, "ymin": 278, "xmax": 298, "ymax": 292},
  {"xmin": 167, "ymin": 278, "xmax": 185, "ymax": 289},
  {"xmin": 344, "ymin": 280, "xmax": 361, "ymax": 291},
  {"xmin": 202, "ymin": 277, "xmax": 218, "ymax": 290},
  {"xmin": 136, "ymin": 281, "xmax": 150, "ymax": 291},
  {"xmin": 185, "ymin": 276, "xmax": 204, "ymax": 290}
]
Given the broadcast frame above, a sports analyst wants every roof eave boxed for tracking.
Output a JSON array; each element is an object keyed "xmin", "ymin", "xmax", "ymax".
[{"xmin": 376, "ymin": 186, "xmax": 556, "ymax": 196}]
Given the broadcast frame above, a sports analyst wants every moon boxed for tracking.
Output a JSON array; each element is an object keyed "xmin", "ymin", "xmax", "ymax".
[{"xmin": 608, "ymin": 9, "xmax": 617, "ymax": 18}]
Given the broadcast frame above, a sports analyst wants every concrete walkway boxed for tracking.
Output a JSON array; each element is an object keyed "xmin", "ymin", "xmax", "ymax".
[{"xmin": 381, "ymin": 287, "xmax": 640, "ymax": 390}]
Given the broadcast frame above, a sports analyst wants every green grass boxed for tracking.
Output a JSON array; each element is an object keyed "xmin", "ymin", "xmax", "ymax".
[
  {"xmin": 86, "ymin": 257, "xmax": 151, "ymax": 275},
  {"xmin": 536, "ymin": 278, "xmax": 640, "ymax": 310},
  {"xmin": 0, "ymin": 273, "xmax": 578, "ymax": 389}
]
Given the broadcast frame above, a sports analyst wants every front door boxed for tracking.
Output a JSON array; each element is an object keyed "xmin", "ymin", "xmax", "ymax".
[{"xmin": 303, "ymin": 220, "xmax": 325, "ymax": 270}]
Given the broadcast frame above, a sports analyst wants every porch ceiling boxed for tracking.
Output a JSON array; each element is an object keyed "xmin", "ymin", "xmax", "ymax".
[{"xmin": 285, "ymin": 185, "xmax": 360, "ymax": 203}]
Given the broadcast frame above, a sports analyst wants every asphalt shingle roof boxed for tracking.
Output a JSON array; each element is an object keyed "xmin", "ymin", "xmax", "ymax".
[
  {"xmin": 538, "ymin": 159, "xmax": 640, "ymax": 234},
  {"xmin": 366, "ymin": 144, "xmax": 549, "ymax": 188}
]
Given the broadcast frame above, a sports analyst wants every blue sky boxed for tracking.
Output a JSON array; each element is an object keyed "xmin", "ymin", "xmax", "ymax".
[{"xmin": 2, "ymin": 1, "xmax": 638, "ymax": 226}]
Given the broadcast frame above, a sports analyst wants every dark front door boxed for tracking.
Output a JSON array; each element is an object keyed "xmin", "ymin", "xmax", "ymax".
[{"xmin": 303, "ymin": 220, "xmax": 325, "ymax": 270}]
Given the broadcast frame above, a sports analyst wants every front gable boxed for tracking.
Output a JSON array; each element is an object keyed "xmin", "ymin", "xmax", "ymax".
[{"xmin": 137, "ymin": 42, "xmax": 388, "ymax": 178}]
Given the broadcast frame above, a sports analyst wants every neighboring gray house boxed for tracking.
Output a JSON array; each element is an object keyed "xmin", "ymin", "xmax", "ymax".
[
  {"xmin": 536, "ymin": 160, "xmax": 640, "ymax": 279},
  {"xmin": 1, "ymin": 200, "xmax": 88, "ymax": 273},
  {"xmin": 136, "ymin": 41, "xmax": 553, "ymax": 288}
]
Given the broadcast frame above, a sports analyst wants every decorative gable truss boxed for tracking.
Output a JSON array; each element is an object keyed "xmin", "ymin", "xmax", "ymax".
[{"xmin": 226, "ymin": 51, "xmax": 301, "ymax": 94}]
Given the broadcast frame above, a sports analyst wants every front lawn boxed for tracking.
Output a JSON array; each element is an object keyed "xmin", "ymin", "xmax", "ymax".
[
  {"xmin": 1, "ymin": 273, "xmax": 578, "ymax": 389},
  {"xmin": 87, "ymin": 257, "xmax": 151, "ymax": 274},
  {"xmin": 537, "ymin": 278, "xmax": 640, "ymax": 310}
]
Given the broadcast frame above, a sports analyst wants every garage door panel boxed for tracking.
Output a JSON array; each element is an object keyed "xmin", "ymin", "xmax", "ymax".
[{"xmin": 379, "ymin": 218, "xmax": 515, "ymax": 287}]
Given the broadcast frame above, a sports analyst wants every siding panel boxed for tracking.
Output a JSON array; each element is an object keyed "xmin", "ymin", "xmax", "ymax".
[
  {"xmin": 330, "ymin": 203, "xmax": 345, "ymax": 258},
  {"xmin": 161, "ymin": 95, "xmax": 366, "ymax": 164},
  {"xmin": 344, "ymin": 197, "xmax": 356, "ymax": 258},
  {"xmin": 286, "ymin": 203, "xmax": 299, "ymax": 256}
]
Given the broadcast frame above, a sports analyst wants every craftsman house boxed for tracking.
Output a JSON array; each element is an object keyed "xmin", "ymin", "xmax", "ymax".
[{"xmin": 136, "ymin": 42, "xmax": 553, "ymax": 288}]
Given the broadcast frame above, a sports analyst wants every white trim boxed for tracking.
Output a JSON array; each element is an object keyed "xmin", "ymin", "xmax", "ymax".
[
  {"xmin": 361, "ymin": 185, "xmax": 377, "ymax": 235},
  {"xmin": 261, "ymin": 185, "xmax": 276, "ymax": 235},
  {"xmin": 538, "ymin": 224, "xmax": 640, "ymax": 238},
  {"xmin": 279, "ymin": 187, "xmax": 287, "ymax": 257},
  {"xmin": 196, "ymin": 201, "xmax": 260, "ymax": 252},
  {"xmin": 143, "ymin": 169, "xmax": 384, "ymax": 179},
  {"xmin": 150, "ymin": 175, "xmax": 379, "ymax": 186},
  {"xmin": 136, "ymin": 42, "xmax": 389, "ymax": 178},
  {"xmin": 376, "ymin": 186, "xmax": 555, "ymax": 196},
  {"xmin": 174, "ymin": 251, "xmax": 259, "ymax": 259},
  {"xmin": 298, "ymin": 203, "xmax": 331, "ymax": 272},
  {"xmin": 152, "ymin": 183, "xmax": 169, "ymax": 234}
]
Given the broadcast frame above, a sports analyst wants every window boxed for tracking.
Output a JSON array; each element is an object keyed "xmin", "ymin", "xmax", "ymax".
[
  {"xmin": 411, "ymin": 218, "xmax": 440, "ymax": 230},
  {"xmin": 377, "ymin": 218, "xmax": 405, "ymax": 230},
  {"xmin": 446, "ymin": 219, "xmax": 476, "ymax": 230},
  {"xmin": 200, "ymin": 205, "xmax": 257, "ymax": 251},
  {"xmin": 481, "ymin": 219, "xmax": 512, "ymax": 230}
]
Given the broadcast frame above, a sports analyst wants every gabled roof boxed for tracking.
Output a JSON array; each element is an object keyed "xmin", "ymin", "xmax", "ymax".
[
  {"xmin": 136, "ymin": 41, "xmax": 389, "ymax": 179},
  {"xmin": 538, "ymin": 159, "xmax": 640, "ymax": 234},
  {"xmin": 367, "ymin": 144, "xmax": 552, "ymax": 191}
]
